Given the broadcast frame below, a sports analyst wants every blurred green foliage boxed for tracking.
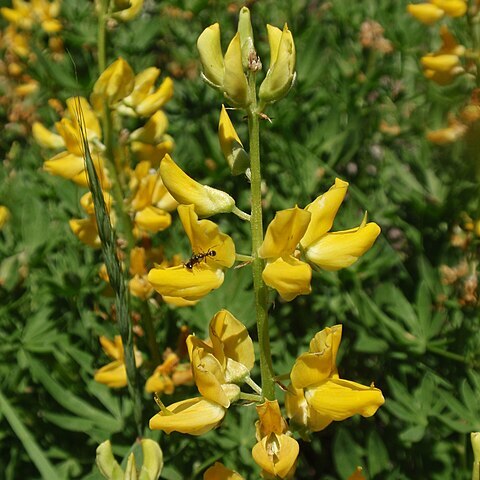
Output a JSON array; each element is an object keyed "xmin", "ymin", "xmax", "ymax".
[{"xmin": 1, "ymin": 0, "xmax": 479, "ymax": 478}]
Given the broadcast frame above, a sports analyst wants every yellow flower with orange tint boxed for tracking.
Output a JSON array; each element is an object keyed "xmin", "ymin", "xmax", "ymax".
[
  {"xmin": 252, "ymin": 400, "xmax": 299, "ymax": 479},
  {"xmin": 1, "ymin": 0, "xmax": 62, "ymax": 33},
  {"xmin": 259, "ymin": 178, "xmax": 380, "ymax": 301},
  {"xmin": 147, "ymin": 205, "xmax": 235, "ymax": 301},
  {"xmin": 94, "ymin": 335, "xmax": 143, "ymax": 388},
  {"xmin": 145, "ymin": 351, "xmax": 193, "ymax": 394},
  {"xmin": 285, "ymin": 325, "xmax": 384, "ymax": 433}
]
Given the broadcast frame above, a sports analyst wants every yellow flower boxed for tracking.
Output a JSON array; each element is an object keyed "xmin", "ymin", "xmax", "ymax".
[
  {"xmin": 258, "ymin": 178, "xmax": 380, "ymax": 301},
  {"xmin": 421, "ymin": 26, "xmax": 464, "ymax": 85},
  {"xmin": 426, "ymin": 119, "xmax": 467, "ymax": 144},
  {"xmin": 1, "ymin": 0, "xmax": 62, "ymax": 33},
  {"xmin": 32, "ymin": 122, "xmax": 64, "ymax": 149},
  {"xmin": 112, "ymin": 0, "xmax": 144, "ymax": 22},
  {"xmin": 285, "ymin": 325, "xmax": 384, "ymax": 432},
  {"xmin": 407, "ymin": 0, "xmax": 466, "ymax": 24},
  {"xmin": 218, "ymin": 105, "xmax": 249, "ymax": 175},
  {"xmin": 91, "ymin": 57, "xmax": 135, "ymax": 110},
  {"xmin": 252, "ymin": 400, "xmax": 299, "ymax": 479},
  {"xmin": 186, "ymin": 310, "xmax": 255, "ymax": 407},
  {"xmin": 197, "ymin": 24, "xmax": 249, "ymax": 107},
  {"xmin": 69, "ymin": 217, "xmax": 101, "ymax": 248},
  {"xmin": 259, "ymin": 23, "xmax": 296, "ymax": 106},
  {"xmin": 204, "ymin": 462, "xmax": 244, "ymax": 480},
  {"xmin": 159, "ymin": 154, "xmax": 235, "ymax": 217},
  {"xmin": 348, "ymin": 467, "xmax": 366, "ymax": 480},
  {"xmin": 150, "ymin": 311, "xmax": 252, "ymax": 436},
  {"xmin": 149, "ymin": 396, "xmax": 226, "ymax": 435},
  {"xmin": 145, "ymin": 351, "xmax": 193, "ymax": 394},
  {"xmin": 407, "ymin": 3, "xmax": 444, "ymax": 23},
  {"xmin": 0, "ymin": 206, "xmax": 11, "ymax": 229},
  {"xmin": 94, "ymin": 335, "xmax": 143, "ymax": 388},
  {"xmin": 147, "ymin": 205, "xmax": 235, "ymax": 301},
  {"xmin": 121, "ymin": 67, "xmax": 174, "ymax": 117}
]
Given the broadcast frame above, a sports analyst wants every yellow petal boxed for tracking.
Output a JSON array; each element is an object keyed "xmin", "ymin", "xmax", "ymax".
[
  {"xmin": 223, "ymin": 33, "xmax": 249, "ymax": 107},
  {"xmin": 427, "ymin": 122, "xmax": 466, "ymax": 144},
  {"xmin": 285, "ymin": 385, "xmax": 333, "ymax": 432},
  {"xmin": 145, "ymin": 371, "xmax": 174, "ymax": 394},
  {"xmin": 259, "ymin": 24, "xmax": 296, "ymax": 104},
  {"xmin": 252, "ymin": 433, "xmax": 299, "ymax": 479},
  {"xmin": 218, "ymin": 105, "xmax": 248, "ymax": 174},
  {"xmin": 113, "ymin": 0, "xmax": 143, "ymax": 21},
  {"xmin": 130, "ymin": 139, "xmax": 174, "ymax": 164},
  {"xmin": 290, "ymin": 325, "xmax": 342, "ymax": 389},
  {"xmin": 162, "ymin": 295, "xmax": 199, "ymax": 307},
  {"xmin": 204, "ymin": 462, "xmax": 244, "ymax": 480},
  {"xmin": 129, "ymin": 274, "xmax": 154, "ymax": 300},
  {"xmin": 135, "ymin": 77, "xmax": 174, "ymax": 117},
  {"xmin": 135, "ymin": 206, "xmax": 172, "ymax": 233},
  {"xmin": 197, "ymin": 23, "xmax": 225, "ymax": 88},
  {"xmin": 123, "ymin": 67, "xmax": 160, "ymax": 108},
  {"xmin": 94, "ymin": 360, "xmax": 128, "ymax": 388},
  {"xmin": 99, "ymin": 335, "xmax": 122, "ymax": 360},
  {"xmin": 69, "ymin": 217, "xmax": 100, "ymax": 248},
  {"xmin": 149, "ymin": 397, "xmax": 226, "ymax": 435},
  {"xmin": 305, "ymin": 378, "xmax": 385, "ymax": 421},
  {"xmin": 191, "ymin": 348, "xmax": 230, "ymax": 407},
  {"xmin": 32, "ymin": 122, "xmax": 64, "ymax": 149},
  {"xmin": 92, "ymin": 57, "xmax": 135, "ymax": 108},
  {"xmin": 301, "ymin": 178, "xmax": 349, "ymax": 248},
  {"xmin": 147, "ymin": 264, "xmax": 224, "ymax": 301},
  {"xmin": 438, "ymin": 24, "xmax": 465, "ymax": 56},
  {"xmin": 304, "ymin": 221, "xmax": 381, "ymax": 271},
  {"xmin": 421, "ymin": 54, "xmax": 460, "ymax": 72},
  {"xmin": 256, "ymin": 400, "xmax": 285, "ymax": 437},
  {"xmin": 262, "ymin": 256, "xmax": 312, "ymax": 302},
  {"xmin": 430, "ymin": 0, "xmax": 467, "ymax": 16},
  {"xmin": 348, "ymin": 467, "xmax": 366, "ymax": 480},
  {"xmin": 258, "ymin": 207, "xmax": 311, "ymax": 258},
  {"xmin": 160, "ymin": 154, "xmax": 235, "ymax": 217},
  {"xmin": 55, "ymin": 119, "xmax": 83, "ymax": 156},
  {"xmin": 0, "ymin": 206, "xmax": 10, "ymax": 229},
  {"xmin": 407, "ymin": 3, "xmax": 444, "ymax": 24},
  {"xmin": 130, "ymin": 110, "xmax": 169, "ymax": 144},
  {"xmin": 209, "ymin": 310, "xmax": 255, "ymax": 372},
  {"xmin": 178, "ymin": 204, "xmax": 236, "ymax": 269}
]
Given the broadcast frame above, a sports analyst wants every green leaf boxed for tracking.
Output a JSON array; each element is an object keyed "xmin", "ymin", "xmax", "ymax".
[{"xmin": 0, "ymin": 390, "xmax": 62, "ymax": 480}]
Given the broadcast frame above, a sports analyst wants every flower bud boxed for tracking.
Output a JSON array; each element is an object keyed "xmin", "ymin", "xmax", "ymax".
[
  {"xmin": 218, "ymin": 105, "xmax": 249, "ymax": 175},
  {"xmin": 197, "ymin": 23, "xmax": 225, "ymax": 88},
  {"xmin": 223, "ymin": 33, "xmax": 249, "ymax": 107},
  {"xmin": 259, "ymin": 24, "xmax": 296, "ymax": 105},
  {"xmin": 237, "ymin": 7, "xmax": 255, "ymax": 71}
]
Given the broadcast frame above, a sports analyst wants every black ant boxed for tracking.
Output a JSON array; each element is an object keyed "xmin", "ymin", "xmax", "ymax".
[{"xmin": 184, "ymin": 248, "xmax": 217, "ymax": 270}]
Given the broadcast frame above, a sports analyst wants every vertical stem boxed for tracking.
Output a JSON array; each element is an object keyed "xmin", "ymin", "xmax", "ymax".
[
  {"xmin": 142, "ymin": 301, "xmax": 162, "ymax": 366},
  {"xmin": 97, "ymin": 0, "xmax": 107, "ymax": 73},
  {"xmin": 247, "ymin": 73, "xmax": 275, "ymax": 400}
]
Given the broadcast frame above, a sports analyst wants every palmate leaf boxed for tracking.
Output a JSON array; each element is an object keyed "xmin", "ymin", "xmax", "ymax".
[{"xmin": 0, "ymin": 390, "xmax": 62, "ymax": 480}]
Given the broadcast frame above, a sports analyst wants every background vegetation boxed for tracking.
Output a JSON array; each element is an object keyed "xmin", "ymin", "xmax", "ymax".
[{"xmin": 0, "ymin": 0, "xmax": 479, "ymax": 478}]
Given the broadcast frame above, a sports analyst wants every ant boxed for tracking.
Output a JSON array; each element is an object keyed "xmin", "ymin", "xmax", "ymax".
[{"xmin": 184, "ymin": 247, "xmax": 217, "ymax": 270}]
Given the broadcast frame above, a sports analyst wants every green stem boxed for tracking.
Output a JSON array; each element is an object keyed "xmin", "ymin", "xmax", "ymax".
[
  {"xmin": 97, "ymin": 0, "xmax": 107, "ymax": 73},
  {"xmin": 235, "ymin": 253, "xmax": 254, "ymax": 262},
  {"xmin": 238, "ymin": 392, "xmax": 263, "ymax": 403},
  {"xmin": 142, "ymin": 300, "xmax": 161, "ymax": 366},
  {"xmin": 245, "ymin": 375, "xmax": 262, "ymax": 395},
  {"xmin": 102, "ymin": 104, "xmax": 136, "ymax": 250},
  {"xmin": 247, "ymin": 72, "xmax": 275, "ymax": 400},
  {"xmin": 232, "ymin": 205, "xmax": 251, "ymax": 221}
]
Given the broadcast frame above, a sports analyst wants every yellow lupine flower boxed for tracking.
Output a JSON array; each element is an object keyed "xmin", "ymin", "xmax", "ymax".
[
  {"xmin": 407, "ymin": 3, "xmax": 444, "ymax": 23},
  {"xmin": 186, "ymin": 310, "xmax": 254, "ymax": 407},
  {"xmin": 426, "ymin": 120, "xmax": 467, "ymax": 144},
  {"xmin": 204, "ymin": 462, "xmax": 244, "ymax": 480},
  {"xmin": 1, "ymin": 0, "xmax": 62, "ymax": 33},
  {"xmin": 94, "ymin": 335, "xmax": 143, "ymax": 388},
  {"xmin": 259, "ymin": 179, "xmax": 380, "ymax": 300},
  {"xmin": 149, "ymin": 396, "xmax": 226, "ymax": 435},
  {"xmin": 159, "ymin": 154, "xmax": 235, "ymax": 217},
  {"xmin": 197, "ymin": 25, "xmax": 249, "ymax": 107},
  {"xmin": 69, "ymin": 217, "xmax": 101, "ymax": 248},
  {"xmin": 259, "ymin": 23, "xmax": 296, "ymax": 105},
  {"xmin": 134, "ymin": 205, "xmax": 171, "ymax": 233},
  {"xmin": 252, "ymin": 400, "xmax": 299, "ymax": 479},
  {"xmin": 32, "ymin": 122, "xmax": 64, "ymax": 149},
  {"xmin": 91, "ymin": 57, "xmax": 135, "ymax": 110},
  {"xmin": 430, "ymin": 0, "xmax": 467, "ymax": 17},
  {"xmin": 286, "ymin": 325, "xmax": 384, "ymax": 432},
  {"xmin": 147, "ymin": 205, "xmax": 235, "ymax": 301}
]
